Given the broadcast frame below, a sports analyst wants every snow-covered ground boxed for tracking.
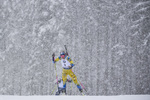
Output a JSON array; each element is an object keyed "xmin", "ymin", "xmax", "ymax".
[
  {"xmin": 0, "ymin": 0, "xmax": 150, "ymax": 96},
  {"xmin": 0, "ymin": 95, "xmax": 150, "ymax": 100}
]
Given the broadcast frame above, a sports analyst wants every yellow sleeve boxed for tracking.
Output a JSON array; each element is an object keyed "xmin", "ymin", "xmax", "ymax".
[
  {"xmin": 55, "ymin": 56, "xmax": 61, "ymax": 62},
  {"xmin": 69, "ymin": 60, "xmax": 74, "ymax": 64},
  {"xmin": 67, "ymin": 56, "xmax": 74, "ymax": 66}
]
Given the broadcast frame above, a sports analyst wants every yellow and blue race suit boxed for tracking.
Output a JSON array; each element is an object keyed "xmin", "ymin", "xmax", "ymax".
[{"xmin": 53, "ymin": 56, "xmax": 81, "ymax": 90}]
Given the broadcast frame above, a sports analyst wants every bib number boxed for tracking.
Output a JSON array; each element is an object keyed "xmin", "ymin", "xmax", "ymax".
[{"xmin": 63, "ymin": 60, "xmax": 66, "ymax": 67}]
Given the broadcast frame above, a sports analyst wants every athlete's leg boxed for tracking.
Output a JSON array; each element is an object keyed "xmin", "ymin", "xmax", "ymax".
[
  {"xmin": 62, "ymin": 69, "xmax": 68, "ymax": 88},
  {"xmin": 68, "ymin": 69, "xmax": 82, "ymax": 92}
]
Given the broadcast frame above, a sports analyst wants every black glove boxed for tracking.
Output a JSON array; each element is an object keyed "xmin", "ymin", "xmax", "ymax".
[
  {"xmin": 52, "ymin": 53, "xmax": 55, "ymax": 62},
  {"xmin": 52, "ymin": 53, "xmax": 55, "ymax": 57}
]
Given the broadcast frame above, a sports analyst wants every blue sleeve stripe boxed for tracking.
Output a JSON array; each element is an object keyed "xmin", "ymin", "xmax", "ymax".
[
  {"xmin": 71, "ymin": 64, "xmax": 74, "ymax": 67},
  {"xmin": 67, "ymin": 57, "xmax": 70, "ymax": 60},
  {"xmin": 58, "ymin": 56, "xmax": 61, "ymax": 59}
]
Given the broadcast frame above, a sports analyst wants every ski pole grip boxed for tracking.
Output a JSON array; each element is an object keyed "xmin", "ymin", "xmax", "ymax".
[
  {"xmin": 52, "ymin": 53, "xmax": 55, "ymax": 57},
  {"xmin": 52, "ymin": 53, "xmax": 55, "ymax": 62}
]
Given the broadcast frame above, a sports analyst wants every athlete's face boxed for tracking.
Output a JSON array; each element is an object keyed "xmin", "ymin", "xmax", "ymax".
[{"xmin": 61, "ymin": 54, "xmax": 65, "ymax": 59}]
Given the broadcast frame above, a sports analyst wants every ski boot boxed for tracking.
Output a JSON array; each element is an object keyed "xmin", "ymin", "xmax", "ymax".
[
  {"xmin": 55, "ymin": 91, "xmax": 60, "ymax": 95},
  {"xmin": 61, "ymin": 89, "xmax": 67, "ymax": 95},
  {"xmin": 79, "ymin": 88, "xmax": 83, "ymax": 93},
  {"xmin": 77, "ymin": 85, "xmax": 83, "ymax": 93}
]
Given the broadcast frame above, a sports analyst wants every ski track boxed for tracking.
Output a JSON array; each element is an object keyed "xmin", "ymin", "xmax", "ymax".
[{"xmin": 0, "ymin": 95, "xmax": 150, "ymax": 100}]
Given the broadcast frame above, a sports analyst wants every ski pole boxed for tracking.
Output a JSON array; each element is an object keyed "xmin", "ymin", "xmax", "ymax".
[
  {"xmin": 71, "ymin": 80, "xmax": 73, "ymax": 95},
  {"xmin": 51, "ymin": 84, "xmax": 57, "ymax": 95},
  {"xmin": 54, "ymin": 63, "xmax": 58, "ymax": 87},
  {"xmin": 52, "ymin": 53, "xmax": 59, "ymax": 89},
  {"xmin": 78, "ymin": 80, "xmax": 87, "ymax": 92},
  {"xmin": 71, "ymin": 69, "xmax": 87, "ymax": 92}
]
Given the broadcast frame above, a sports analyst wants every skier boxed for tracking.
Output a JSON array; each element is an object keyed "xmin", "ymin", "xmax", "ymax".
[
  {"xmin": 52, "ymin": 51, "xmax": 83, "ymax": 93},
  {"xmin": 55, "ymin": 78, "xmax": 72, "ymax": 95}
]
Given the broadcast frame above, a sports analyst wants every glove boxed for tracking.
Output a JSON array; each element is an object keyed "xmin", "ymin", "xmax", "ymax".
[
  {"xmin": 52, "ymin": 53, "xmax": 55, "ymax": 57},
  {"xmin": 52, "ymin": 53, "xmax": 55, "ymax": 63}
]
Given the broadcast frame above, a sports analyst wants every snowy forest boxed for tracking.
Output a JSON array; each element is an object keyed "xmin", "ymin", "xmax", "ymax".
[{"xmin": 0, "ymin": 0, "xmax": 150, "ymax": 96}]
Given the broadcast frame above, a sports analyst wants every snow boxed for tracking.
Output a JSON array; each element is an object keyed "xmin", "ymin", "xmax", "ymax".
[
  {"xmin": 137, "ymin": 6, "xmax": 150, "ymax": 12},
  {"xmin": 134, "ymin": 1, "xmax": 150, "ymax": 8},
  {"xmin": 0, "ymin": 0, "xmax": 150, "ymax": 96},
  {"xmin": 0, "ymin": 95, "xmax": 150, "ymax": 100}
]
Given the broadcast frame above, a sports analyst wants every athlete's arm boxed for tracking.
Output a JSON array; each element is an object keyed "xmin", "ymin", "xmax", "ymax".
[
  {"xmin": 67, "ymin": 57, "xmax": 74, "ymax": 67},
  {"xmin": 53, "ymin": 56, "xmax": 61, "ymax": 63}
]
